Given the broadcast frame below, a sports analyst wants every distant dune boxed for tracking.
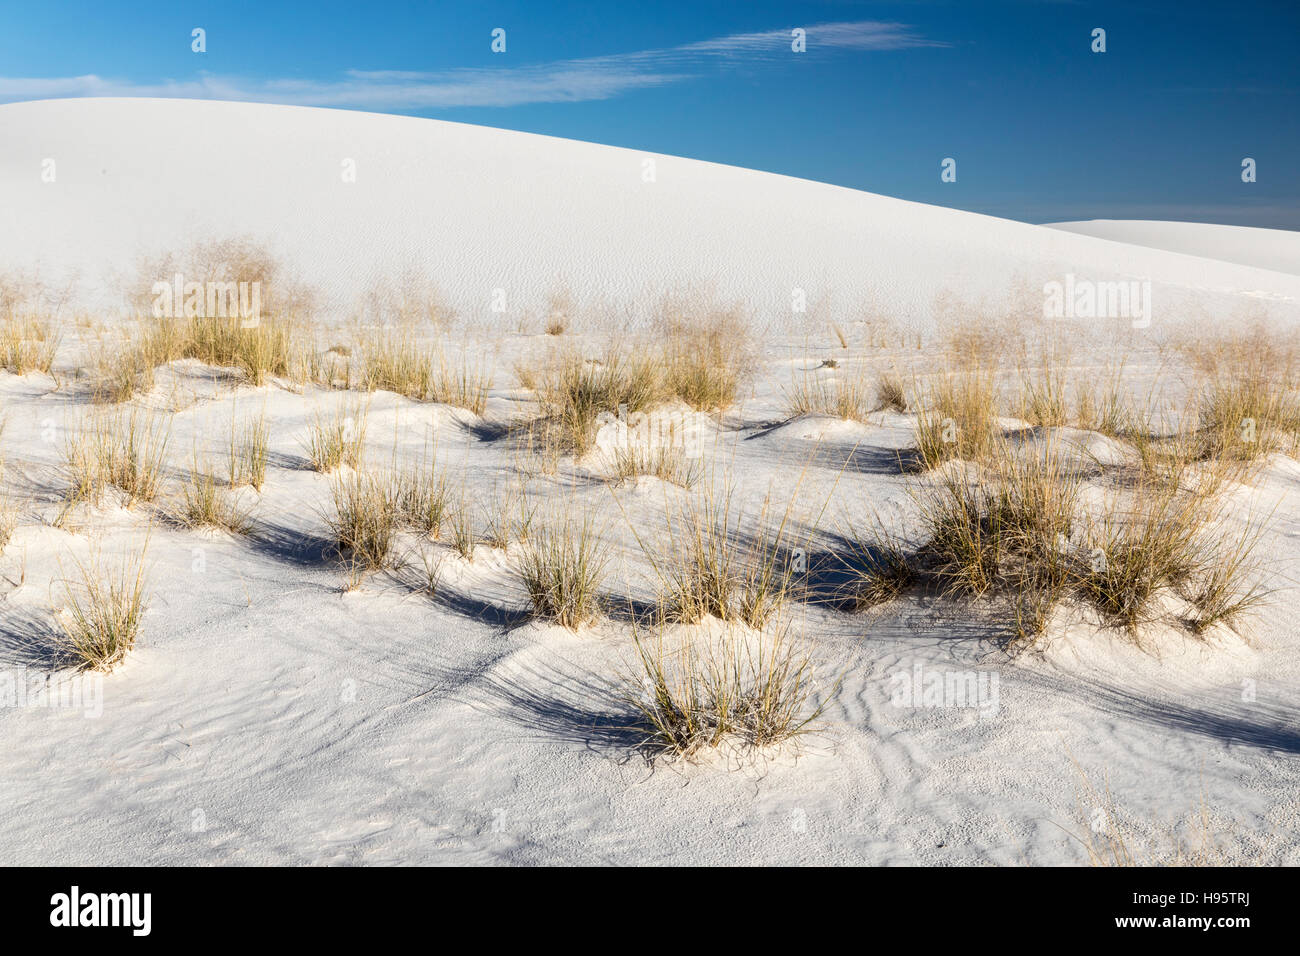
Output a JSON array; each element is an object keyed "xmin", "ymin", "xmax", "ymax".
[{"xmin": 1047, "ymin": 220, "xmax": 1300, "ymax": 277}]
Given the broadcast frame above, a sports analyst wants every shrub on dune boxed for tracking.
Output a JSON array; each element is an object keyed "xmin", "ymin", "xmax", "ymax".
[
  {"xmin": 622, "ymin": 623, "xmax": 828, "ymax": 758},
  {"xmin": 56, "ymin": 540, "xmax": 150, "ymax": 672}
]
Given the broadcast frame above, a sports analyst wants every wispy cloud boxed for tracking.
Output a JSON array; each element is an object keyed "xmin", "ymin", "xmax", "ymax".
[{"xmin": 0, "ymin": 21, "xmax": 946, "ymax": 110}]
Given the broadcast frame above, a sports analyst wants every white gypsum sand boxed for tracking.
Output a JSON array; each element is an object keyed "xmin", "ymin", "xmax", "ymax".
[{"xmin": 0, "ymin": 98, "xmax": 1298, "ymax": 865}]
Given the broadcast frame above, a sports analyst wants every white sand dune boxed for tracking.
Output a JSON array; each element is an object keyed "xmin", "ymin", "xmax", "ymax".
[
  {"xmin": 2, "ymin": 98, "xmax": 1299, "ymax": 866},
  {"xmin": 3, "ymin": 98, "xmax": 1298, "ymax": 325},
  {"xmin": 1047, "ymin": 220, "xmax": 1300, "ymax": 278}
]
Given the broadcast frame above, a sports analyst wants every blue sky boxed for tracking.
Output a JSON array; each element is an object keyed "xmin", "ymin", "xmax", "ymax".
[{"xmin": 3, "ymin": 1, "xmax": 1298, "ymax": 227}]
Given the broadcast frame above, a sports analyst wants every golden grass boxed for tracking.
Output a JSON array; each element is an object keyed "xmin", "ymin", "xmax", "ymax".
[
  {"xmin": 1016, "ymin": 363, "xmax": 1069, "ymax": 428},
  {"xmin": 608, "ymin": 440, "xmax": 700, "ymax": 488},
  {"xmin": 622, "ymin": 623, "xmax": 828, "ymax": 758},
  {"xmin": 356, "ymin": 327, "xmax": 432, "ymax": 399},
  {"xmin": 56, "ymin": 539, "xmax": 150, "ymax": 672},
  {"xmin": 916, "ymin": 442, "xmax": 1081, "ymax": 602},
  {"xmin": 538, "ymin": 353, "xmax": 665, "ymax": 455},
  {"xmin": 628, "ymin": 478, "xmax": 810, "ymax": 628},
  {"xmin": 661, "ymin": 306, "xmax": 751, "ymax": 411},
  {"xmin": 228, "ymin": 408, "xmax": 270, "ymax": 491},
  {"xmin": 784, "ymin": 368, "xmax": 874, "ymax": 422},
  {"xmin": 448, "ymin": 495, "xmax": 477, "ymax": 560},
  {"xmin": 325, "ymin": 470, "xmax": 398, "ymax": 578},
  {"xmin": 0, "ymin": 314, "xmax": 59, "ymax": 375},
  {"xmin": 304, "ymin": 401, "xmax": 367, "ymax": 472},
  {"xmin": 387, "ymin": 456, "xmax": 452, "ymax": 537},
  {"xmin": 516, "ymin": 514, "xmax": 607, "ymax": 628},
  {"xmin": 429, "ymin": 352, "xmax": 492, "ymax": 415},
  {"xmin": 910, "ymin": 368, "xmax": 1000, "ymax": 469},
  {"xmin": 62, "ymin": 407, "xmax": 172, "ymax": 507},
  {"xmin": 876, "ymin": 371, "xmax": 907, "ymax": 413},
  {"xmin": 176, "ymin": 457, "xmax": 253, "ymax": 533}
]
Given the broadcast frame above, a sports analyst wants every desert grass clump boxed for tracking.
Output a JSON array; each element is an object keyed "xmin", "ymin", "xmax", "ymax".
[
  {"xmin": 56, "ymin": 541, "xmax": 150, "ymax": 672},
  {"xmin": 914, "ymin": 440, "xmax": 1081, "ymax": 604},
  {"xmin": 304, "ymin": 401, "xmax": 367, "ymax": 472},
  {"xmin": 355, "ymin": 327, "xmax": 433, "ymax": 400},
  {"xmin": 1074, "ymin": 484, "xmax": 1208, "ymax": 633},
  {"xmin": 481, "ymin": 485, "xmax": 536, "ymax": 550},
  {"xmin": 622, "ymin": 624, "xmax": 827, "ymax": 757},
  {"xmin": 186, "ymin": 314, "xmax": 298, "ymax": 385},
  {"xmin": 1194, "ymin": 375, "xmax": 1296, "ymax": 464},
  {"xmin": 0, "ymin": 314, "xmax": 59, "ymax": 375},
  {"xmin": 62, "ymin": 408, "xmax": 172, "ymax": 506},
  {"xmin": 325, "ymin": 470, "xmax": 398, "ymax": 577},
  {"xmin": 1074, "ymin": 371, "xmax": 1128, "ymax": 437},
  {"xmin": 387, "ymin": 460, "xmax": 452, "ymax": 537},
  {"xmin": 637, "ymin": 483, "xmax": 806, "ymax": 627},
  {"xmin": 653, "ymin": 489, "xmax": 742, "ymax": 623},
  {"xmin": 0, "ymin": 478, "xmax": 16, "ymax": 553},
  {"xmin": 783, "ymin": 369, "xmax": 874, "ymax": 423},
  {"xmin": 660, "ymin": 302, "xmax": 752, "ymax": 411},
  {"xmin": 429, "ymin": 353, "xmax": 492, "ymax": 415},
  {"xmin": 910, "ymin": 369, "xmax": 999, "ymax": 470},
  {"xmin": 516, "ymin": 516, "xmax": 607, "ymax": 628},
  {"xmin": 448, "ymin": 496, "xmax": 477, "ymax": 560},
  {"xmin": 91, "ymin": 326, "xmax": 167, "ymax": 404},
  {"xmin": 177, "ymin": 457, "xmax": 253, "ymax": 533},
  {"xmin": 1182, "ymin": 513, "xmax": 1272, "ymax": 634},
  {"xmin": 876, "ymin": 371, "xmax": 907, "ymax": 413},
  {"xmin": 608, "ymin": 435, "xmax": 700, "ymax": 488},
  {"xmin": 842, "ymin": 526, "xmax": 916, "ymax": 610},
  {"xmin": 539, "ymin": 353, "xmax": 665, "ymax": 455},
  {"xmin": 1016, "ymin": 364, "xmax": 1069, "ymax": 427},
  {"xmin": 228, "ymin": 409, "xmax": 269, "ymax": 490}
]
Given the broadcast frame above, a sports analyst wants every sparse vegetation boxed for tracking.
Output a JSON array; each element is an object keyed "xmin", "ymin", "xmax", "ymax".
[
  {"xmin": 177, "ymin": 457, "xmax": 253, "ymax": 533},
  {"xmin": 517, "ymin": 515, "xmax": 607, "ymax": 628},
  {"xmin": 910, "ymin": 368, "xmax": 999, "ymax": 469},
  {"xmin": 56, "ymin": 540, "xmax": 150, "ymax": 672},
  {"xmin": 325, "ymin": 469, "xmax": 398, "ymax": 577},
  {"xmin": 304, "ymin": 401, "xmax": 367, "ymax": 472},
  {"xmin": 62, "ymin": 408, "xmax": 171, "ymax": 506},
  {"xmin": 229, "ymin": 409, "xmax": 269, "ymax": 490},
  {"xmin": 0, "ymin": 314, "xmax": 59, "ymax": 375},
  {"xmin": 622, "ymin": 624, "xmax": 827, "ymax": 758}
]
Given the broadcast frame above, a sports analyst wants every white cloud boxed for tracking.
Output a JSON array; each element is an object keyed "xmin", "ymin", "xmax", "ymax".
[{"xmin": 0, "ymin": 21, "xmax": 946, "ymax": 110}]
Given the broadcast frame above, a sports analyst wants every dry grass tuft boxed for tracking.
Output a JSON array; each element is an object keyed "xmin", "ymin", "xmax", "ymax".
[
  {"xmin": 910, "ymin": 369, "xmax": 1000, "ymax": 469},
  {"xmin": 228, "ymin": 408, "xmax": 269, "ymax": 490},
  {"xmin": 608, "ymin": 440, "xmax": 700, "ymax": 488},
  {"xmin": 660, "ymin": 300, "xmax": 753, "ymax": 411},
  {"xmin": 876, "ymin": 371, "xmax": 907, "ymax": 413},
  {"xmin": 63, "ymin": 408, "xmax": 171, "ymax": 507},
  {"xmin": 0, "ymin": 314, "xmax": 59, "ymax": 375},
  {"xmin": 429, "ymin": 352, "xmax": 492, "ymax": 415},
  {"xmin": 1017, "ymin": 363, "xmax": 1069, "ymax": 427},
  {"xmin": 176, "ymin": 457, "xmax": 253, "ymax": 533},
  {"xmin": 539, "ymin": 353, "xmax": 665, "ymax": 455},
  {"xmin": 304, "ymin": 401, "xmax": 368, "ymax": 472},
  {"xmin": 516, "ymin": 515, "xmax": 607, "ymax": 628},
  {"xmin": 325, "ymin": 470, "xmax": 397, "ymax": 578},
  {"xmin": 622, "ymin": 623, "xmax": 828, "ymax": 758},
  {"xmin": 784, "ymin": 368, "xmax": 874, "ymax": 422},
  {"xmin": 356, "ymin": 327, "xmax": 433, "ymax": 399},
  {"xmin": 56, "ymin": 540, "xmax": 150, "ymax": 672}
]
